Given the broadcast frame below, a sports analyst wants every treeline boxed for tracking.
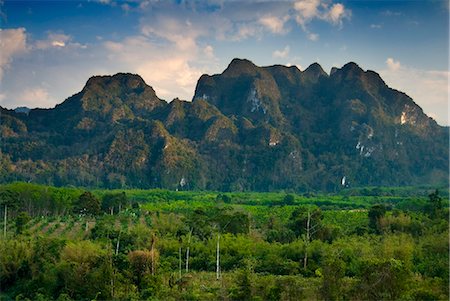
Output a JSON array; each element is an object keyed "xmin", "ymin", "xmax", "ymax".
[
  {"xmin": 0, "ymin": 182, "xmax": 444, "ymax": 218},
  {"xmin": 0, "ymin": 184, "xmax": 448, "ymax": 300},
  {"xmin": 0, "ymin": 183, "xmax": 140, "ymax": 218}
]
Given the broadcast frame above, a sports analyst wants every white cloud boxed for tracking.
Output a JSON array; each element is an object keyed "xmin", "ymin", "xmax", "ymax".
[
  {"xmin": 204, "ymin": 45, "xmax": 214, "ymax": 58},
  {"xmin": 140, "ymin": 18, "xmax": 202, "ymax": 52},
  {"xmin": 259, "ymin": 15, "xmax": 289, "ymax": 34},
  {"xmin": 0, "ymin": 28, "xmax": 27, "ymax": 81},
  {"xmin": 308, "ymin": 32, "xmax": 319, "ymax": 41},
  {"xmin": 325, "ymin": 3, "xmax": 350, "ymax": 26},
  {"xmin": 386, "ymin": 57, "xmax": 401, "ymax": 71},
  {"xmin": 138, "ymin": 2, "xmax": 291, "ymax": 42},
  {"xmin": 34, "ymin": 32, "xmax": 87, "ymax": 50},
  {"xmin": 379, "ymin": 63, "xmax": 449, "ymax": 126},
  {"xmin": 293, "ymin": 0, "xmax": 350, "ymax": 28},
  {"xmin": 104, "ymin": 29, "xmax": 207, "ymax": 101},
  {"xmin": 287, "ymin": 63, "xmax": 304, "ymax": 70},
  {"xmin": 231, "ymin": 23, "xmax": 261, "ymax": 41},
  {"xmin": 293, "ymin": 0, "xmax": 350, "ymax": 41},
  {"xmin": 293, "ymin": 0, "xmax": 321, "ymax": 26},
  {"xmin": 370, "ymin": 24, "xmax": 382, "ymax": 29},
  {"xmin": 52, "ymin": 41, "xmax": 66, "ymax": 47},
  {"xmin": 381, "ymin": 10, "xmax": 402, "ymax": 17},
  {"xmin": 137, "ymin": 58, "xmax": 203, "ymax": 98},
  {"xmin": 273, "ymin": 45, "xmax": 290, "ymax": 58},
  {"xmin": 15, "ymin": 87, "xmax": 55, "ymax": 108}
]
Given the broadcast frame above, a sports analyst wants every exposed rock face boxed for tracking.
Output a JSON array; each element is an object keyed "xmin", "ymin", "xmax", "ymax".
[{"xmin": 1, "ymin": 61, "xmax": 448, "ymax": 191}]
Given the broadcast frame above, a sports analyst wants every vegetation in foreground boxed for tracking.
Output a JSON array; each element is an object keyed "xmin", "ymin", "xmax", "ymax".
[{"xmin": 0, "ymin": 183, "xmax": 448, "ymax": 300}]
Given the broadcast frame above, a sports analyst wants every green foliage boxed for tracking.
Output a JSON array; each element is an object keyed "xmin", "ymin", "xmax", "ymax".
[
  {"xmin": 101, "ymin": 192, "xmax": 128, "ymax": 214},
  {"xmin": 288, "ymin": 206, "xmax": 323, "ymax": 238},
  {"xmin": 57, "ymin": 240, "xmax": 112, "ymax": 299},
  {"xmin": 321, "ymin": 256, "xmax": 346, "ymax": 300},
  {"xmin": 229, "ymin": 267, "xmax": 253, "ymax": 301},
  {"xmin": 356, "ymin": 258, "xmax": 411, "ymax": 300},
  {"xmin": 216, "ymin": 193, "xmax": 231, "ymax": 203},
  {"xmin": 1, "ymin": 64, "xmax": 448, "ymax": 191},
  {"xmin": 0, "ymin": 185, "xmax": 448, "ymax": 300},
  {"xmin": 74, "ymin": 192, "xmax": 101, "ymax": 216},
  {"xmin": 368, "ymin": 204, "xmax": 386, "ymax": 234},
  {"xmin": 0, "ymin": 239, "xmax": 32, "ymax": 289},
  {"xmin": 427, "ymin": 189, "xmax": 443, "ymax": 218},
  {"xmin": 283, "ymin": 194, "xmax": 295, "ymax": 205},
  {"xmin": 15, "ymin": 212, "xmax": 31, "ymax": 234},
  {"xmin": 0, "ymin": 183, "xmax": 80, "ymax": 216},
  {"xmin": 0, "ymin": 189, "xmax": 19, "ymax": 208}
]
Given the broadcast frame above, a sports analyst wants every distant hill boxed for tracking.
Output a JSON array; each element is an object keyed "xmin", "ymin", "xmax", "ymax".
[
  {"xmin": 1, "ymin": 59, "xmax": 448, "ymax": 191},
  {"xmin": 13, "ymin": 107, "xmax": 31, "ymax": 115}
]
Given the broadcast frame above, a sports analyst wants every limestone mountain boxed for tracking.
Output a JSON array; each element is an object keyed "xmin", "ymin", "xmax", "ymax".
[{"xmin": 1, "ymin": 60, "xmax": 448, "ymax": 191}]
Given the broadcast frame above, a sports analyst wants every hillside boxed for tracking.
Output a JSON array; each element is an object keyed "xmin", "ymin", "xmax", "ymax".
[{"xmin": 1, "ymin": 59, "xmax": 448, "ymax": 191}]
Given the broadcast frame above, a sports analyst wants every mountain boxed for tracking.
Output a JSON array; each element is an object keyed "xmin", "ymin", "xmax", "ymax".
[
  {"xmin": 1, "ymin": 60, "xmax": 448, "ymax": 191},
  {"xmin": 13, "ymin": 107, "xmax": 31, "ymax": 115}
]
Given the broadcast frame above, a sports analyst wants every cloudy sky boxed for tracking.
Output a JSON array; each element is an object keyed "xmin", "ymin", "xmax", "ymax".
[{"xmin": 1, "ymin": 0, "xmax": 448, "ymax": 125}]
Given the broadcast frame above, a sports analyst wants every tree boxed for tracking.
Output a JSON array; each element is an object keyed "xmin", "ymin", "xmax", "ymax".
[
  {"xmin": 128, "ymin": 250, "xmax": 153, "ymax": 288},
  {"xmin": 428, "ymin": 189, "xmax": 443, "ymax": 218},
  {"xmin": 0, "ymin": 239, "xmax": 32, "ymax": 290},
  {"xmin": 357, "ymin": 258, "xmax": 410, "ymax": 300},
  {"xmin": 0, "ymin": 189, "xmax": 19, "ymax": 238},
  {"xmin": 216, "ymin": 231, "xmax": 220, "ymax": 280},
  {"xmin": 288, "ymin": 206, "xmax": 323, "ymax": 238},
  {"xmin": 149, "ymin": 233, "xmax": 158, "ymax": 275},
  {"xmin": 321, "ymin": 257, "xmax": 346, "ymax": 300},
  {"xmin": 101, "ymin": 192, "xmax": 127, "ymax": 215},
  {"xmin": 288, "ymin": 206, "xmax": 323, "ymax": 270},
  {"xmin": 58, "ymin": 240, "xmax": 112, "ymax": 299},
  {"xmin": 368, "ymin": 204, "xmax": 386, "ymax": 234},
  {"xmin": 128, "ymin": 238, "xmax": 159, "ymax": 289},
  {"xmin": 74, "ymin": 192, "xmax": 100, "ymax": 216},
  {"xmin": 221, "ymin": 211, "xmax": 250, "ymax": 235},
  {"xmin": 186, "ymin": 208, "xmax": 211, "ymax": 240},
  {"xmin": 216, "ymin": 193, "xmax": 231, "ymax": 203},
  {"xmin": 282, "ymin": 194, "xmax": 295, "ymax": 206},
  {"xmin": 230, "ymin": 266, "xmax": 253, "ymax": 301},
  {"xmin": 185, "ymin": 228, "xmax": 192, "ymax": 273},
  {"xmin": 15, "ymin": 212, "xmax": 31, "ymax": 234},
  {"xmin": 178, "ymin": 236, "xmax": 182, "ymax": 279}
]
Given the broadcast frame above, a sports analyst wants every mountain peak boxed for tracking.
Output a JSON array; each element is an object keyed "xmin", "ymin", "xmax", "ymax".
[
  {"xmin": 74, "ymin": 72, "xmax": 165, "ymax": 118},
  {"xmin": 223, "ymin": 58, "xmax": 259, "ymax": 77},
  {"xmin": 14, "ymin": 106, "xmax": 31, "ymax": 115},
  {"xmin": 332, "ymin": 63, "xmax": 387, "ymax": 91},
  {"xmin": 330, "ymin": 67, "xmax": 339, "ymax": 75},
  {"xmin": 340, "ymin": 62, "xmax": 364, "ymax": 74},
  {"xmin": 229, "ymin": 58, "xmax": 255, "ymax": 67},
  {"xmin": 329, "ymin": 62, "xmax": 365, "ymax": 83},
  {"xmin": 303, "ymin": 62, "xmax": 327, "ymax": 82},
  {"xmin": 84, "ymin": 73, "xmax": 147, "ymax": 93}
]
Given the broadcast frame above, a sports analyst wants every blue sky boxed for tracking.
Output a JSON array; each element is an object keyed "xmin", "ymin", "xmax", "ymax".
[{"xmin": 1, "ymin": 0, "xmax": 448, "ymax": 125}]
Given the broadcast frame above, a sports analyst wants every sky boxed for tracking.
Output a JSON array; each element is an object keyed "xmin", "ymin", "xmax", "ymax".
[{"xmin": 0, "ymin": 0, "xmax": 449, "ymax": 125}]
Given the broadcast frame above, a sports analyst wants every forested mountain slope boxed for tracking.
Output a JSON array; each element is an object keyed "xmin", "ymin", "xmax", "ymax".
[{"xmin": 1, "ymin": 59, "xmax": 448, "ymax": 191}]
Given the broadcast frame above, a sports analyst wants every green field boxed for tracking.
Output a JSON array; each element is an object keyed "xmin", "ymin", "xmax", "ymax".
[{"xmin": 0, "ymin": 183, "xmax": 448, "ymax": 300}]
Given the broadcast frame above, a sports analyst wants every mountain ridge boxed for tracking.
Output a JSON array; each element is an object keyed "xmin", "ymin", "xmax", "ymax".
[{"xmin": 1, "ymin": 59, "xmax": 448, "ymax": 191}]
